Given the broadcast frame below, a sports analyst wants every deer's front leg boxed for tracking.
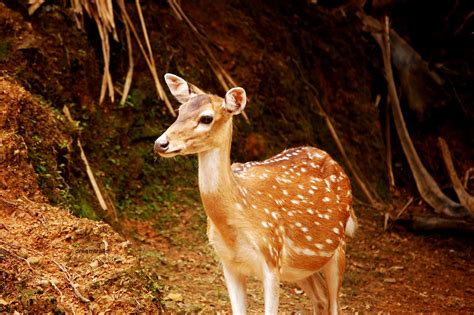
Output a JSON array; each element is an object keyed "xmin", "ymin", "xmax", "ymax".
[
  {"xmin": 263, "ymin": 265, "xmax": 280, "ymax": 315},
  {"xmin": 222, "ymin": 264, "xmax": 247, "ymax": 314}
]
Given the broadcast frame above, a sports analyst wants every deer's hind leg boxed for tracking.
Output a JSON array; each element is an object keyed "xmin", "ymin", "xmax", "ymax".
[
  {"xmin": 321, "ymin": 242, "xmax": 346, "ymax": 315},
  {"xmin": 296, "ymin": 272, "xmax": 329, "ymax": 314},
  {"xmin": 297, "ymin": 242, "xmax": 346, "ymax": 315}
]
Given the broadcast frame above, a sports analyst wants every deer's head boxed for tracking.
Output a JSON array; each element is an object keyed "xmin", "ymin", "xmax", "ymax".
[{"xmin": 154, "ymin": 74, "xmax": 246, "ymax": 157}]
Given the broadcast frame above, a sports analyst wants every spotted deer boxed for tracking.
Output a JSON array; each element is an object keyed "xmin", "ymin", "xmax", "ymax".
[{"xmin": 154, "ymin": 73, "xmax": 357, "ymax": 314}]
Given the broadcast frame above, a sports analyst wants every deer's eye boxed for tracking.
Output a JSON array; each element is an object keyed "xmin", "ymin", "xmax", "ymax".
[{"xmin": 199, "ymin": 115, "xmax": 213, "ymax": 124}]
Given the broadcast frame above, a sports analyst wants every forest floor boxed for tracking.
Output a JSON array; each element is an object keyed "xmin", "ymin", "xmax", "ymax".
[
  {"xmin": 1, "ymin": 76, "xmax": 472, "ymax": 312},
  {"xmin": 1, "ymin": 191, "xmax": 473, "ymax": 313}
]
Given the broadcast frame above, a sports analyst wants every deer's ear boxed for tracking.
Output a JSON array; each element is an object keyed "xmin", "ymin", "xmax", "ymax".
[
  {"xmin": 164, "ymin": 73, "xmax": 204, "ymax": 103},
  {"xmin": 224, "ymin": 87, "xmax": 246, "ymax": 115}
]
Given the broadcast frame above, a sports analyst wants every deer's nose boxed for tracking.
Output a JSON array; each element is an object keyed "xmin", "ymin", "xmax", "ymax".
[{"xmin": 155, "ymin": 134, "xmax": 169, "ymax": 153}]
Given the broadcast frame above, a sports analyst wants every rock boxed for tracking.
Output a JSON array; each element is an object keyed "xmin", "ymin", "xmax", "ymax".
[
  {"xmin": 165, "ymin": 292, "xmax": 183, "ymax": 302},
  {"xmin": 18, "ymin": 248, "xmax": 29, "ymax": 258},
  {"xmin": 26, "ymin": 256, "xmax": 41, "ymax": 265},
  {"xmin": 89, "ymin": 260, "xmax": 99, "ymax": 268}
]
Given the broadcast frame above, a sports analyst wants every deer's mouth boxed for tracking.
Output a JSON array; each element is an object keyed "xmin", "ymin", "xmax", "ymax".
[{"xmin": 158, "ymin": 148, "xmax": 182, "ymax": 157}]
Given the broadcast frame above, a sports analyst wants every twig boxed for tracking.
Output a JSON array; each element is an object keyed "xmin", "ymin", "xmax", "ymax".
[
  {"xmin": 102, "ymin": 239, "xmax": 109, "ymax": 255},
  {"xmin": 438, "ymin": 137, "xmax": 474, "ymax": 213},
  {"xmin": 50, "ymin": 279, "xmax": 64, "ymax": 303},
  {"xmin": 117, "ymin": 0, "xmax": 175, "ymax": 116},
  {"xmin": 120, "ymin": 16, "xmax": 134, "ymax": 106},
  {"xmin": 0, "ymin": 246, "xmax": 33, "ymax": 270},
  {"xmin": 369, "ymin": 14, "xmax": 471, "ymax": 219},
  {"xmin": 0, "ymin": 197, "xmax": 20, "ymax": 207},
  {"xmin": 464, "ymin": 168, "xmax": 474, "ymax": 189},
  {"xmin": 395, "ymin": 197, "xmax": 414, "ymax": 220},
  {"xmin": 168, "ymin": 0, "xmax": 249, "ymax": 123},
  {"xmin": 21, "ymin": 196, "xmax": 48, "ymax": 228},
  {"xmin": 385, "ymin": 94, "xmax": 395, "ymax": 187},
  {"xmin": 53, "ymin": 260, "xmax": 91, "ymax": 304},
  {"xmin": 63, "ymin": 106, "xmax": 112, "ymax": 216},
  {"xmin": 353, "ymin": 197, "xmax": 381, "ymax": 210},
  {"xmin": 293, "ymin": 60, "xmax": 382, "ymax": 208}
]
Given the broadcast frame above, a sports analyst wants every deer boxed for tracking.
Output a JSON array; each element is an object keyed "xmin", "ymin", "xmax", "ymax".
[{"xmin": 154, "ymin": 73, "xmax": 358, "ymax": 314}]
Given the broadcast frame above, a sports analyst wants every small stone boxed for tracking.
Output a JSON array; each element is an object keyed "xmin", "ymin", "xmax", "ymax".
[
  {"xmin": 89, "ymin": 260, "xmax": 99, "ymax": 268},
  {"xmin": 383, "ymin": 278, "xmax": 396, "ymax": 283},
  {"xmin": 165, "ymin": 292, "xmax": 183, "ymax": 302},
  {"xmin": 18, "ymin": 248, "xmax": 29, "ymax": 258},
  {"xmin": 27, "ymin": 256, "xmax": 41, "ymax": 265}
]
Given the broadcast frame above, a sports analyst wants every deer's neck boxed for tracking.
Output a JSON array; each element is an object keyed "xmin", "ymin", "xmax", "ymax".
[
  {"xmin": 198, "ymin": 120, "xmax": 235, "ymax": 195},
  {"xmin": 198, "ymin": 120, "xmax": 240, "ymax": 240}
]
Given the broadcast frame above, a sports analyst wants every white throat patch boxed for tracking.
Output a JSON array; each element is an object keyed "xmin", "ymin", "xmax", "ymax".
[{"xmin": 198, "ymin": 148, "xmax": 221, "ymax": 193}]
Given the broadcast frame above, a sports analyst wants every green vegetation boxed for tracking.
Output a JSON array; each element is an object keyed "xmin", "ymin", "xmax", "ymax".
[{"xmin": 0, "ymin": 40, "xmax": 9, "ymax": 62}]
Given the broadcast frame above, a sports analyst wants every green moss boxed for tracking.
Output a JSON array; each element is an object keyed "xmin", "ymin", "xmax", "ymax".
[{"xmin": 0, "ymin": 41, "xmax": 9, "ymax": 62}]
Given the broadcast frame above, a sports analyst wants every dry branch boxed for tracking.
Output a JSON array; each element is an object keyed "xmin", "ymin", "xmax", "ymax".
[
  {"xmin": 29, "ymin": 0, "xmax": 175, "ymax": 117},
  {"xmin": 464, "ymin": 168, "xmax": 474, "ymax": 188},
  {"xmin": 120, "ymin": 15, "xmax": 134, "ymax": 106},
  {"xmin": 53, "ymin": 260, "xmax": 93, "ymax": 310},
  {"xmin": 438, "ymin": 137, "xmax": 474, "ymax": 214},
  {"xmin": 384, "ymin": 95, "xmax": 395, "ymax": 187},
  {"xmin": 409, "ymin": 216, "xmax": 474, "ymax": 233},
  {"xmin": 361, "ymin": 13, "xmax": 473, "ymax": 220},
  {"xmin": 117, "ymin": 0, "xmax": 175, "ymax": 116},
  {"xmin": 168, "ymin": 0, "xmax": 249, "ymax": 122},
  {"xmin": 63, "ymin": 106, "xmax": 118, "ymax": 221},
  {"xmin": 294, "ymin": 61, "xmax": 383, "ymax": 208}
]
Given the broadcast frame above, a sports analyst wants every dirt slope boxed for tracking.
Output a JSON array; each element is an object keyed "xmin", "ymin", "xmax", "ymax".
[{"xmin": 0, "ymin": 77, "xmax": 162, "ymax": 313}]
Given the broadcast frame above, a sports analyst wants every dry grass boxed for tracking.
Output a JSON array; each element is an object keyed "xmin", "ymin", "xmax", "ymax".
[
  {"xmin": 29, "ymin": 0, "xmax": 175, "ymax": 116},
  {"xmin": 29, "ymin": 0, "xmax": 250, "ymax": 120}
]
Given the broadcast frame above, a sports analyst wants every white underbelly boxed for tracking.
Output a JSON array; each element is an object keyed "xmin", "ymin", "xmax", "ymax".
[
  {"xmin": 208, "ymin": 223, "xmax": 332, "ymax": 283},
  {"xmin": 208, "ymin": 222, "xmax": 266, "ymax": 279}
]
